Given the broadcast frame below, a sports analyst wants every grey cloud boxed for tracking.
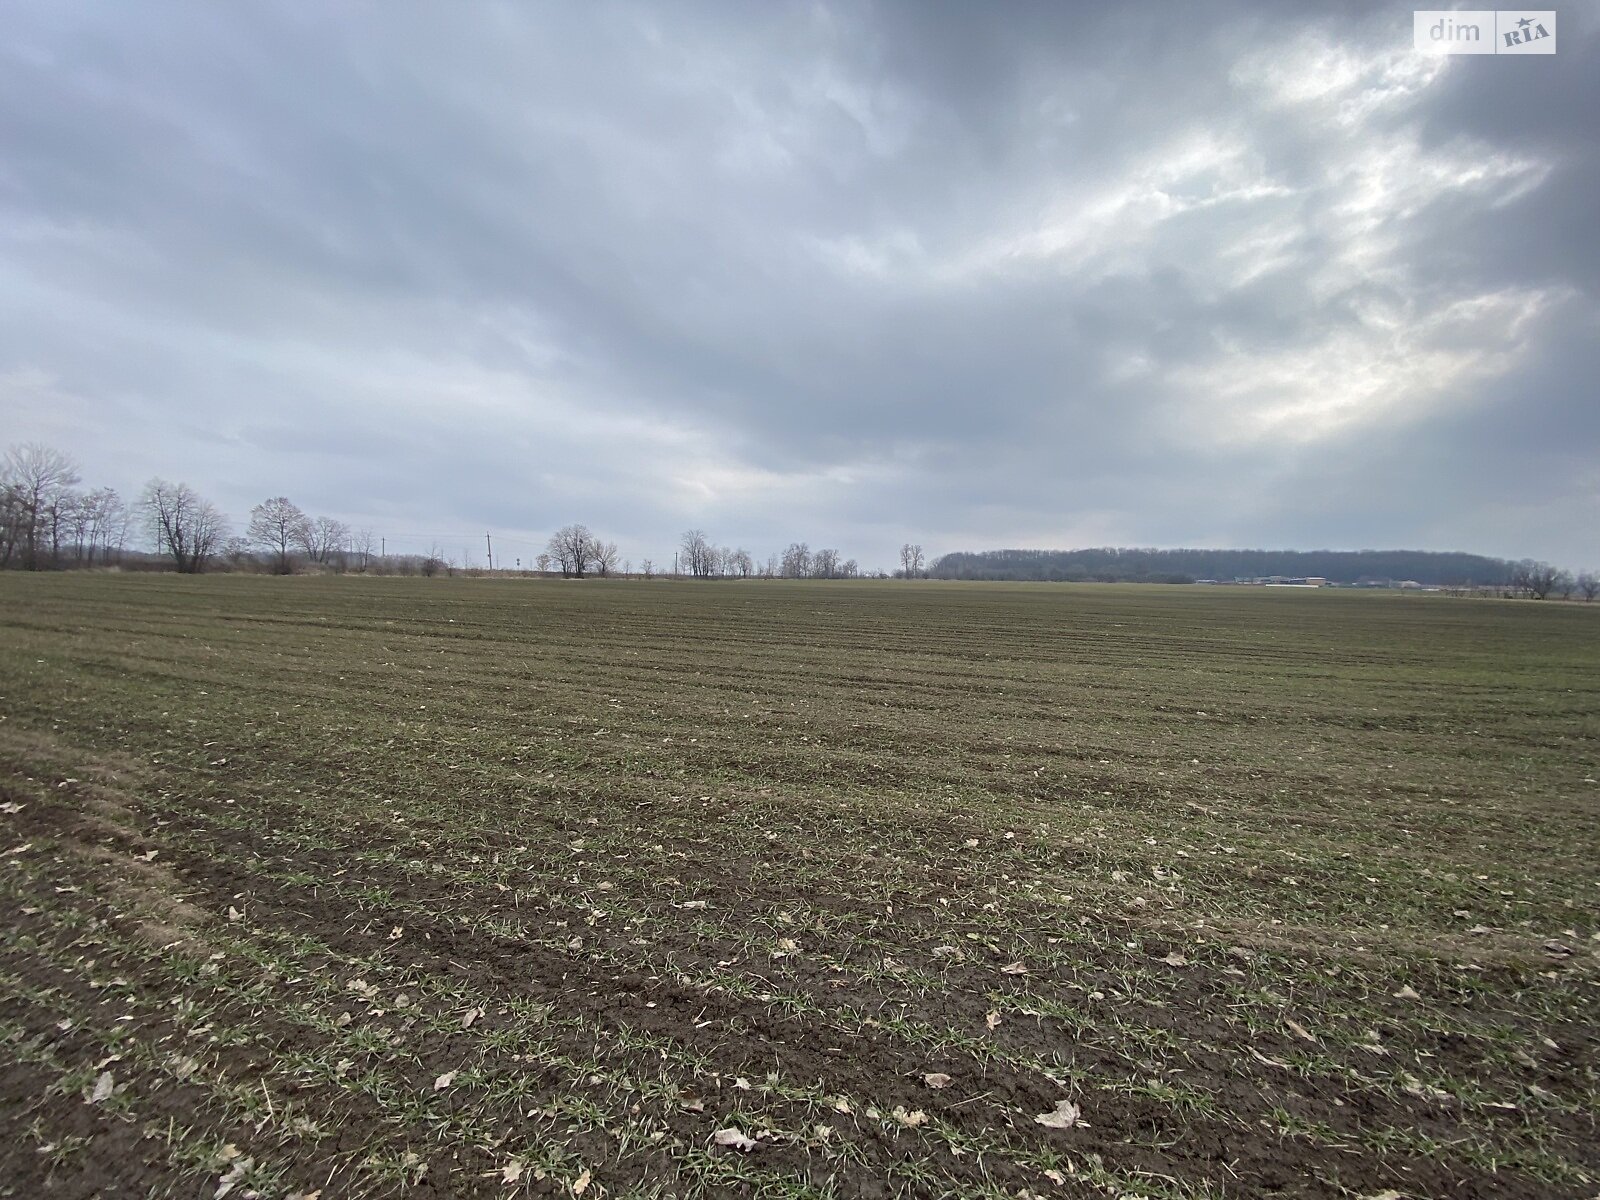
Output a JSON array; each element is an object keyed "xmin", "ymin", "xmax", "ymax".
[{"xmin": 1, "ymin": 1, "xmax": 1595, "ymax": 569}]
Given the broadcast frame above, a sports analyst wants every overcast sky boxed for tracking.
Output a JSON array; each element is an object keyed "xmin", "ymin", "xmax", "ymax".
[{"xmin": 3, "ymin": 2, "xmax": 1596, "ymax": 571}]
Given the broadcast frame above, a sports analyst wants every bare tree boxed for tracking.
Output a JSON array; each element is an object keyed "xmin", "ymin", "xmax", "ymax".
[
  {"xmin": 728, "ymin": 548, "xmax": 754, "ymax": 577},
  {"xmin": 781, "ymin": 542, "xmax": 811, "ymax": 578},
  {"xmin": 1554, "ymin": 570, "xmax": 1576, "ymax": 600},
  {"xmin": 1578, "ymin": 572, "xmax": 1599, "ymax": 602},
  {"xmin": 296, "ymin": 515, "xmax": 349, "ymax": 566},
  {"xmin": 41, "ymin": 487, "xmax": 80, "ymax": 565},
  {"xmin": 0, "ymin": 483, "xmax": 26, "ymax": 568},
  {"xmin": 67, "ymin": 486, "xmax": 123, "ymax": 565},
  {"xmin": 1511, "ymin": 559, "xmax": 1562, "ymax": 600},
  {"xmin": 899, "ymin": 543, "xmax": 925, "ymax": 578},
  {"xmin": 1, "ymin": 443, "xmax": 81, "ymax": 569},
  {"xmin": 141, "ymin": 479, "xmax": 228, "ymax": 573},
  {"xmin": 351, "ymin": 528, "xmax": 377, "ymax": 571},
  {"xmin": 248, "ymin": 497, "xmax": 310, "ymax": 574},
  {"xmin": 813, "ymin": 547, "xmax": 840, "ymax": 578},
  {"xmin": 547, "ymin": 524, "xmax": 596, "ymax": 577},
  {"xmin": 65, "ymin": 491, "xmax": 93, "ymax": 564},
  {"xmin": 535, "ymin": 552, "xmax": 553, "ymax": 574},
  {"xmin": 324, "ymin": 518, "xmax": 352, "ymax": 569},
  {"xmin": 640, "ymin": 558, "xmax": 655, "ymax": 579},
  {"xmin": 680, "ymin": 529, "xmax": 715, "ymax": 578},
  {"xmin": 591, "ymin": 540, "xmax": 621, "ymax": 577},
  {"xmin": 91, "ymin": 488, "xmax": 129, "ymax": 564}
]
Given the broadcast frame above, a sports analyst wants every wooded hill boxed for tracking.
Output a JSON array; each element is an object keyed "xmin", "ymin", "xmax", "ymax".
[{"xmin": 929, "ymin": 547, "xmax": 1514, "ymax": 585}]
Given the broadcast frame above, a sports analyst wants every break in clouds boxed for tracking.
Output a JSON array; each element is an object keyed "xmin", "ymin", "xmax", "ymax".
[{"xmin": 1, "ymin": 1, "xmax": 1596, "ymax": 570}]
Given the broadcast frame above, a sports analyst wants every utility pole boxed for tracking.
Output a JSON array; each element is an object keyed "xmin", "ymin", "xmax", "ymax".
[
  {"xmin": 380, "ymin": 537, "xmax": 385, "ymax": 558},
  {"xmin": 486, "ymin": 532, "xmax": 494, "ymax": 572}
]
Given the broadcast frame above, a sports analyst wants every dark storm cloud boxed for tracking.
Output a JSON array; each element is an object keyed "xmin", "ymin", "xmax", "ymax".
[{"xmin": 2, "ymin": 1, "xmax": 1595, "ymax": 568}]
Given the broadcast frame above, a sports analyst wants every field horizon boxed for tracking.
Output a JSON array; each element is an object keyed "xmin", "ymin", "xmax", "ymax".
[{"xmin": 1, "ymin": 574, "xmax": 1596, "ymax": 1198}]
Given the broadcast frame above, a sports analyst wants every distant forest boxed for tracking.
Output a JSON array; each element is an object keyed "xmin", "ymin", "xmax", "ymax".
[
  {"xmin": 6, "ymin": 439, "xmax": 1592, "ymax": 597},
  {"xmin": 930, "ymin": 548, "xmax": 1515, "ymax": 586}
]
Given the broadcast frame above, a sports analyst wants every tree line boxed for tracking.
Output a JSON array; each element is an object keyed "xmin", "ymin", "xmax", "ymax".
[
  {"xmin": 0, "ymin": 443, "xmax": 893, "ymax": 580},
  {"xmin": 676, "ymin": 530, "xmax": 861, "ymax": 579},
  {"xmin": 1504, "ymin": 560, "xmax": 1600, "ymax": 602},
  {"xmin": 5, "ymin": 442, "xmax": 1592, "ymax": 596},
  {"xmin": 931, "ymin": 546, "xmax": 1597, "ymax": 598},
  {"xmin": 0, "ymin": 444, "xmax": 387, "ymax": 575},
  {"xmin": 0, "ymin": 444, "xmax": 131, "ymax": 570}
]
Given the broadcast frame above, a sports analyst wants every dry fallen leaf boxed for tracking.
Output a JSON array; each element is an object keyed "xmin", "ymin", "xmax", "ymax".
[
  {"xmin": 892, "ymin": 1106, "xmax": 928, "ymax": 1127},
  {"xmin": 434, "ymin": 1071, "xmax": 457, "ymax": 1091},
  {"xmin": 713, "ymin": 1128, "xmax": 759, "ymax": 1152},
  {"xmin": 923, "ymin": 1072, "xmax": 952, "ymax": 1089},
  {"xmin": 985, "ymin": 1011, "xmax": 1002, "ymax": 1030},
  {"xmin": 215, "ymin": 1158, "xmax": 253, "ymax": 1199},
  {"xmin": 501, "ymin": 1159, "xmax": 524, "ymax": 1184},
  {"xmin": 1401, "ymin": 1072, "xmax": 1453, "ymax": 1103},
  {"xmin": 90, "ymin": 1071, "xmax": 114, "ymax": 1103},
  {"xmin": 1001, "ymin": 961, "xmax": 1029, "ymax": 975},
  {"xmin": 1285, "ymin": 1018, "xmax": 1318, "ymax": 1043},
  {"xmin": 571, "ymin": 1167, "xmax": 592, "ymax": 1195},
  {"xmin": 1034, "ymin": 1099, "xmax": 1081, "ymax": 1130},
  {"xmin": 1393, "ymin": 985, "xmax": 1421, "ymax": 1000},
  {"xmin": 1159, "ymin": 952, "xmax": 1189, "ymax": 967}
]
